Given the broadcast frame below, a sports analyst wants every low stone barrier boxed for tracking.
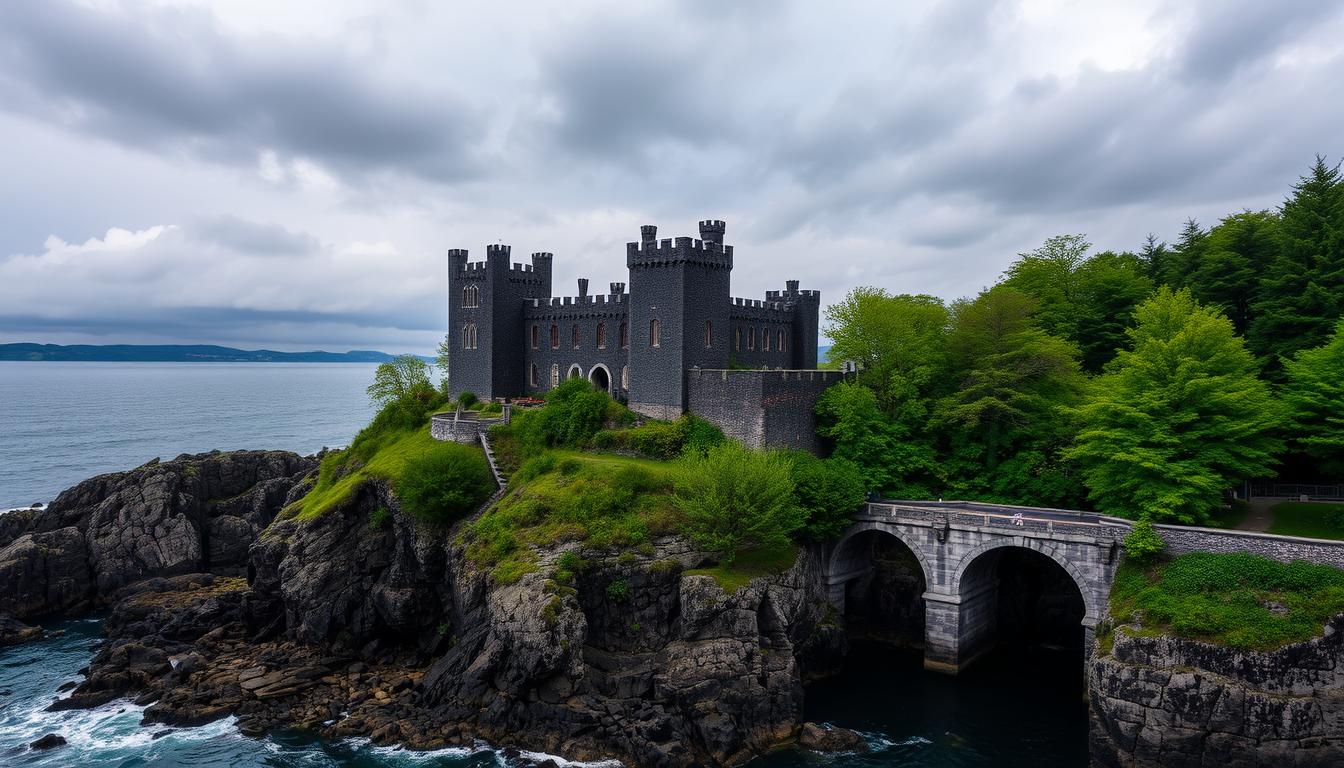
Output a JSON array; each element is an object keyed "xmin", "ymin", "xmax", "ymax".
[{"xmin": 430, "ymin": 406, "xmax": 510, "ymax": 445}]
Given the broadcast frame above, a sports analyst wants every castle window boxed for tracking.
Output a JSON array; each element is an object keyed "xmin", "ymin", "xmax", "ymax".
[
  {"xmin": 462, "ymin": 323, "xmax": 477, "ymax": 350},
  {"xmin": 551, "ymin": 363, "xmax": 559, "ymax": 386},
  {"xmin": 530, "ymin": 324, "xmax": 539, "ymax": 349},
  {"xmin": 778, "ymin": 330, "xmax": 785, "ymax": 352},
  {"xmin": 572, "ymin": 324, "xmax": 581, "ymax": 349},
  {"xmin": 619, "ymin": 321, "xmax": 628, "ymax": 349},
  {"xmin": 550, "ymin": 324, "xmax": 559, "ymax": 349},
  {"xmin": 763, "ymin": 326, "xmax": 770, "ymax": 351},
  {"xmin": 530, "ymin": 363, "xmax": 538, "ymax": 387},
  {"xmin": 596, "ymin": 322, "xmax": 606, "ymax": 349},
  {"xmin": 462, "ymin": 285, "xmax": 479, "ymax": 308},
  {"xmin": 748, "ymin": 327, "xmax": 756, "ymax": 350},
  {"xmin": 621, "ymin": 365, "xmax": 629, "ymax": 390},
  {"xmin": 704, "ymin": 320, "xmax": 712, "ymax": 348},
  {"xmin": 650, "ymin": 319, "xmax": 661, "ymax": 348},
  {"xmin": 735, "ymin": 327, "xmax": 741, "ymax": 351}
]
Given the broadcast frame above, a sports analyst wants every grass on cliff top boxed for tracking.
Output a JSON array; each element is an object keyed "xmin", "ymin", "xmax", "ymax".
[
  {"xmin": 462, "ymin": 450, "xmax": 681, "ymax": 584},
  {"xmin": 1267, "ymin": 502, "xmax": 1344, "ymax": 541},
  {"xmin": 1109, "ymin": 552, "xmax": 1344, "ymax": 650},
  {"xmin": 288, "ymin": 401, "xmax": 489, "ymax": 521},
  {"xmin": 685, "ymin": 543, "xmax": 799, "ymax": 594}
]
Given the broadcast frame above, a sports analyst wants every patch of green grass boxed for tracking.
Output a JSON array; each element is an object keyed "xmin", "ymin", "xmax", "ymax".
[
  {"xmin": 1267, "ymin": 502, "xmax": 1344, "ymax": 540},
  {"xmin": 1205, "ymin": 499, "xmax": 1250, "ymax": 529},
  {"xmin": 462, "ymin": 451, "xmax": 680, "ymax": 584},
  {"xmin": 1109, "ymin": 552, "xmax": 1344, "ymax": 650},
  {"xmin": 685, "ymin": 544, "xmax": 799, "ymax": 594},
  {"xmin": 288, "ymin": 400, "xmax": 488, "ymax": 521}
]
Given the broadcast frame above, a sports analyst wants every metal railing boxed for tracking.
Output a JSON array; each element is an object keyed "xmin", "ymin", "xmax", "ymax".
[{"xmin": 1249, "ymin": 483, "xmax": 1344, "ymax": 501}]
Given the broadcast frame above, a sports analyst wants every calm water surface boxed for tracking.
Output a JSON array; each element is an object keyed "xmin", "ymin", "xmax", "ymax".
[
  {"xmin": 0, "ymin": 362, "xmax": 1087, "ymax": 766},
  {"xmin": 0, "ymin": 362, "xmax": 380, "ymax": 509}
]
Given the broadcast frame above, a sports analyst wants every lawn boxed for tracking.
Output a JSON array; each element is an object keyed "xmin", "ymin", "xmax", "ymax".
[
  {"xmin": 1267, "ymin": 502, "xmax": 1344, "ymax": 540},
  {"xmin": 1108, "ymin": 552, "xmax": 1344, "ymax": 650},
  {"xmin": 462, "ymin": 450, "xmax": 682, "ymax": 583}
]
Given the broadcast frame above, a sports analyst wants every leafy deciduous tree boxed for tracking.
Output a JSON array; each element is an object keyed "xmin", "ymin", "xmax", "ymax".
[
  {"xmin": 1281, "ymin": 319, "xmax": 1344, "ymax": 476},
  {"xmin": 674, "ymin": 442, "xmax": 803, "ymax": 562}
]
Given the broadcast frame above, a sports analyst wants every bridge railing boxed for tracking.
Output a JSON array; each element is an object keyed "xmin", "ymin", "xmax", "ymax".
[{"xmin": 863, "ymin": 500, "xmax": 1118, "ymax": 539}]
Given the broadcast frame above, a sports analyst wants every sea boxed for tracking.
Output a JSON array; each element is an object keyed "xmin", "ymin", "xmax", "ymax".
[{"xmin": 0, "ymin": 362, "xmax": 1087, "ymax": 767}]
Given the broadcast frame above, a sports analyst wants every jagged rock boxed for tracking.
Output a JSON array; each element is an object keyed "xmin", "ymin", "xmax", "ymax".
[
  {"xmin": 29, "ymin": 733, "xmax": 66, "ymax": 750},
  {"xmin": 0, "ymin": 613, "xmax": 44, "ymax": 646},
  {"xmin": 0, "ymin": 451, "xmax": 315, "ymax": 619},
  {"xmin": 798, "ymin": 721, "xmax": 868, "ymax": 753},
  {"xmin": 1089, "ymin": 618, "xmax": 1344, "ymax": 767}
]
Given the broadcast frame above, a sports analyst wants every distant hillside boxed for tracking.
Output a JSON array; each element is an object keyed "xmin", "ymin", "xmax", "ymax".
[{"xmin": 0, "ymin": 344, "xmax": 428, "ymax": 363}]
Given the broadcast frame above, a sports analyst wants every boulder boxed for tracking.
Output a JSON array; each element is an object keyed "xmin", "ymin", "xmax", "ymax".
[
  {"xmin": 798, "ymin": 721, "xmax": 868, "ymax": 753},
  {"xmin": 29, "ymin": 733, "xmax": 66, "ymax": 750},
  {"xmin": 0, "ymin": 614, "xmax": 43, "ymax": 646}
]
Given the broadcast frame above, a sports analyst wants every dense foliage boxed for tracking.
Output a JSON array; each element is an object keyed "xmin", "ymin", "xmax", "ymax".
[
  {"xmin": 397, "ymin": 444, "xmax": 496, "ymax": 524},
  {"xmin": 821, "ymin": 156, "xmax": 1344, "ymax": 520},
  {"xmin": 511, "ymin": 377, "xmax": 631, "ymax": 452},
  {"xmin": 366, "ymin": 355, "xmax": 439, "ymax": 427},
  {"xmin": 673, "ymin": 442, "xmax": 804, "ymax": 562},
  {"xmin": 1109, "ymin": 552, "xmax": 1344, "ymax": 649}
]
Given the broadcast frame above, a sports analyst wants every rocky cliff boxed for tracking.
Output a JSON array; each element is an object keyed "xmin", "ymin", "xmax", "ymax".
[
  {"xmin": 37, "ymin": 466, "xmax": 845, "ymax": 766},
  {"xmin": 0, "ymin": 451, "xmax": 315, "ymax": 619},
  {"xmin": 1089, "ymin": 618, "xmax": 1344, "ymax": 767}
]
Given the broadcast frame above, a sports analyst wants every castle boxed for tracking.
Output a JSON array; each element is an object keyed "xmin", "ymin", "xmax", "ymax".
[{"xmin": 446, "ymin": 220, "xmax": 826, "ymax": 423}]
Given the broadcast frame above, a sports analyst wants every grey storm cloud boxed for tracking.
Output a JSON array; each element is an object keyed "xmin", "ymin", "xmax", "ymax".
[
  {"xmin": 0, "ymin": 0, "xmax": 484, "ymax": 183},
  {"xmin": 1, "ymin": 0, "xmax": 1342, "ymax": 352}
]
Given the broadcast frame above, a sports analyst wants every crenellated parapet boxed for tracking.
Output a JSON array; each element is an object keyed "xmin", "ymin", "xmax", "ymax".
[{"xmin": 625, "ymin": 223, "xmax": 734, "ymax": 270}]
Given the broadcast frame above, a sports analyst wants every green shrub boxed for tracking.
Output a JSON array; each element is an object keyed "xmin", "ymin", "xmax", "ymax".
[
  {"xmin": 368, "ymin": 505, "xmax": 391, "ymax": 529},
  {"xmin": 458, "ymin": 391, "xmax": 479, "ymax": 410},
  {"xmin": 367, "ymin": 355, "xmax": 441, "ymax": 428},
  {"xmin": 1109, "ymin": 553, "xmax": 1344, "ymax": 649},
  {"xmin": 786, "ymin": 452, "xmax": 867, "ymax": 542},
  {"xmin": 396, "ymin": 443, "xmax": 495, "ymax": 524},
  {"xmin": 480, "ymin": 400, "xmax": 503, "ymax": 415},
  {"xmin": 1123, "ymin": 515, "xmax": 1165, "ymax": 564},
  {"xmin": 605, "ymin": 578, "xmax": 629, "ymax": 602},
  {"xmin": 593, "ymin": 414, "xmax": 726, "ymax": 460},
  {"xmin": 512, "ymin": 379, "xmax": 623, "ymax": 451},
  {"xmin": 674, "ymin": 442, "xmax": 804, "ymax": 563}
]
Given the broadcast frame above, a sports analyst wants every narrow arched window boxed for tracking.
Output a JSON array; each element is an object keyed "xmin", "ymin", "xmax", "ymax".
[
  {"xmin": 650, "ymin": 319, "xmax": 661, "ymax": 347},
  {"xmin": 530, "ymin": 324, "xmax": 539, "ymax": 349},
  {"xmin": 462, "ymin": 324, "xmax": 477, "ymax": 350},
  {"xmin": 763, "ymin": 327, "xmax": 771, "ymax": 351},
  {"xmin": 735, "ymin": 327, "xmax": 741, "ymax": 351},
  {"xmin": 550, "ymin": 324, "xmax": 559, "ymax": 349},
  {"xmin": 596, "ymin": 322, "xmax": 606, "ymax": 349},
  {"xmin": 462, "ymin": 285, "xmax": 479, "ymax": 308},
  {"xmin": 704, "ymin": 320, "xmax": 712, "ymax": 348},
  {"xmin": 748, "ymin": 327, "xmax": 756, "ymax": 350},
  {"xmin": 619, "ymin": 321, "xmax": 628, "ymax": 349},
  {"xmin": 778, "ymin": 330, "xmax": 785, "ymax": 352},
  {"xmin": 530, "ymin": 363, "xmax": 538, "ymax": 387},
  {"xmin": 551, "ymin": 363, "xmax": 559, "ymax": 386},
  {"xmin": 572, "ymin": 324, "xmax": 581, "ymax": 349},
  {"xmin": 621, "ymin": 365, "xmax": 629, "ymax": 390}
]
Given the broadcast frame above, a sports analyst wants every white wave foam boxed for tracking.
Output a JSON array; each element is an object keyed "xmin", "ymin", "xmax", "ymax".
[{"xmin": 517, "ymin": 750, "xmax": 624, "ymax": 767}]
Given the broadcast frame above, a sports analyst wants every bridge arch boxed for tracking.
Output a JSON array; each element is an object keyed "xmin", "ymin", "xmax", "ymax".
[
  {"xmin": 829, "ymin": 521, "xmax": 932, "ymax": 587},
  {"xmin": 949, "ymin": 537, "xmax": 1100, "ymax": 621}
]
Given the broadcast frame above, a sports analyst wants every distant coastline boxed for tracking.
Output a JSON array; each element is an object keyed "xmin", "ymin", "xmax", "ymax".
[{"xmin": 0, "ymin": 343, "xmax": 430, "ymax": 363}]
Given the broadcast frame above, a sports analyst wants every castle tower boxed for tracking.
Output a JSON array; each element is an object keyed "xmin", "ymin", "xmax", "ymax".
[
  {"xmin": 777, "ymin": 279, "xmax": 821, "ymax": 368},
  {"xmin": 447, "ymin": 245, "xmax": 551, "ymax": 400},
  {"xmin": 624, "ymin": 221, "xmax": 733, "ymax": 419}
]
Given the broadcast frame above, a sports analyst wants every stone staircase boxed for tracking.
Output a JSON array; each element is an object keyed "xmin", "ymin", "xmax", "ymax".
[{"xmin": 479, "ymin": 432, "xmax": 509, "ymax": 489}]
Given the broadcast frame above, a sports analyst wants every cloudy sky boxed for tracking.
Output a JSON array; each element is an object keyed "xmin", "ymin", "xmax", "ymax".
[{"xmin": 1, "ymin": 0, "xmax": 1341, "ymax": 354}]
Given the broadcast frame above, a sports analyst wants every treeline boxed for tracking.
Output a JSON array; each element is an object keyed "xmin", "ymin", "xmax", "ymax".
[{"xmin": 821, "ymin": 157, "xmax": 1344, "ymax": 524}]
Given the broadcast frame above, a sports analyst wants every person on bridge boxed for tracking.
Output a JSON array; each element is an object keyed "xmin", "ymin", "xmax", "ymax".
[{"xmin": 1012, "ymin": 512, "xmax": 1024, "ymax": 526}]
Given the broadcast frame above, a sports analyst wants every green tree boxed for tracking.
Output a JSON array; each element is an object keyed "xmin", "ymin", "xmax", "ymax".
[
  {"xmin": 815, "ymin": 380, "xmax": 939, "ymax": 496},
  {"xmin": 1168, "ymin": 218, "xmax": 1209, "ymax": 287},
  {"xmin": 1068, "ymin": 288, "xmax": 1283, "ymax": 523},
  {"xmin": 936, "ymin": 287, "xmax": 1083, "ymax": 470},
  {"xmin": 1281, "ymin": 319, "xmax": 1344, "ymax": 476},
  {"xmin": 435, "ymin": 334, "xmax": 452, "ymax": 393},
  {"xmin": 1190, "ymin": 210, "xmax": 1279, "ymax": 337},
  {"xmin": 674, "ymin": 443, "xmax": 804, "ymax": 562},
  {"xmin": 367, "ymin": 355, "xmax": 438, "ymax": 425},
  {"xmin": 823, "ymin": 288, "xmax": 949, "ymax": 417},
  {"xmin": 1002, "ymin": 233, "xmax": 1091, "ymax": 342},
  {"xmin": 1140, "ymin": 234, "xmax": 1172, "ymax": 285},
  {"xmin": 785, "ymin": 452, "xmax": 868, "ymax": 542},
  {"xmin": 514, "ymin": 377, "xmax": 617, "ymax": 450},
  {"xmin": 1250, "ymin": 156, "xmax": 1344, "ymax": 366}
]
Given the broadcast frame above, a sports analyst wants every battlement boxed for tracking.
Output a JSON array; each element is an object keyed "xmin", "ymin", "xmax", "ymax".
[{"xmin": 625, "ymin": 236, "xmax": 734, "ymax": 269}]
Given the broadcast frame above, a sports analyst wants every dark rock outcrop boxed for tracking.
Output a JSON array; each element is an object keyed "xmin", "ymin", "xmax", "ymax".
[
  {"xmin": 0, "ymin": 613, "xmax": 44, "ymax": 646},
  {"xmin": 0, "ymin": 451, "xmax": 314, "ymax": 619},
  {"xmin": 29, "ymin": 733, "xmax": 66, "ymax": 750},
  {"xmin": 798, "ymin": 721, "xmax": 868, "ymax": 753},
  {"xmin": 1089, "ymin": 618, "xmax": 1344, "ymax": 767}
]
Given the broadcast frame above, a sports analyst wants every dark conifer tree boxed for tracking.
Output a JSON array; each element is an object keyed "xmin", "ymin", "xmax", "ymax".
[
  {"xmin": 1190, "ymin": 210, "xmax": 1279, "ymax": 337},
  {"xmin": 1139, "ymin": 234, "xmax": 1171, "ymax": 285},
  {"xmin": 1169, "ymin": 218, "xmax": 1209, "ymax": 287}
]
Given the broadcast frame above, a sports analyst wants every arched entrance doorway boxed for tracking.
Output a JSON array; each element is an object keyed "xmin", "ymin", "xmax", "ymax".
[
  {"xmin": 567, "ymin": 364, "xmax": 583, "ymax": 380},
  {"xmin": 588, "ymin": 364, "xmax": 612, "ymax": 394}
]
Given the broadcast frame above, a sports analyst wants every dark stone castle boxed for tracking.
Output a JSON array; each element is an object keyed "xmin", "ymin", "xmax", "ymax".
[{"xmin": 446, "ymin": 220, "xmax": 831, "ymax": 428}]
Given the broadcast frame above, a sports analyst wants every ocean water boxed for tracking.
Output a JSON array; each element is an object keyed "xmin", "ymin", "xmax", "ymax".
[
  {"xmin": 0, "ymin": 362, "xmax": 381, "ymax": 509},
  {"xmin": 0, "ymin": 362, "xmax": 1087, "ymax": 766}
]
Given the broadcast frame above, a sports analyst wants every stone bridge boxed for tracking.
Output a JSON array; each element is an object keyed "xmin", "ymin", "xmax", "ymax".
[{"xmin": 823, "ymin": 500, "xmax": 1344, "ymax": 674}]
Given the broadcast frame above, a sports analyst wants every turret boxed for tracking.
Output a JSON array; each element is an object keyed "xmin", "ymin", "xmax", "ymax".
[
  {"xmin": 698, "ymin": 219, "xmax": 726, "ymax": 245},
  {"xmin": 640, "ymin": 225, "xmax": 658, "ymax": 249},
  {"xmin": 577, "ymin": 278, "xmax": 589, "ymax": 300}
]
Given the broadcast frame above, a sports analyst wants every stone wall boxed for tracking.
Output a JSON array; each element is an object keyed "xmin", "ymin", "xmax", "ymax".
[
  {"xmin": 1089, "ymin": 616, "xmax": 1344, "ymax": 767},
  {"xmin": 429, "ymin": 411, "xmax": 507, "ymax": 445},
  {"xmin": 1150, "ymin": 521, "xmax": 1344, "ymax": 569},
  {"xmin": 686, "ymin": 369, "xmax": 841, "ymax": 452}
]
